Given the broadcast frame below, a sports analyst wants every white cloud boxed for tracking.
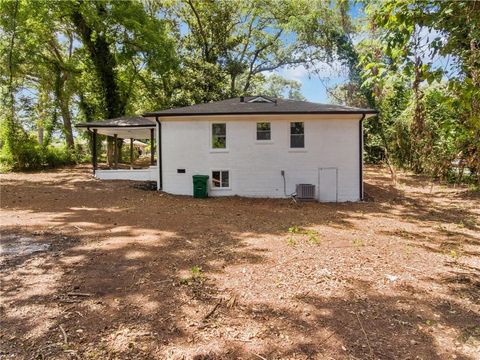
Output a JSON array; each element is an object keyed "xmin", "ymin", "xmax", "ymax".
[
  {"xmin": 279, "ymin": 65, "xmax": 310, "ymax": 81},
  {"xmin": 275, "ymin": 60, "xmax": 347, "ymax": 83}
]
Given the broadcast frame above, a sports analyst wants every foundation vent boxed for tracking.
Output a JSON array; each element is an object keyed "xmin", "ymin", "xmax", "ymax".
[{"xmin": 296, "ymin": 184, "xmax": 316, "ymax": 201}]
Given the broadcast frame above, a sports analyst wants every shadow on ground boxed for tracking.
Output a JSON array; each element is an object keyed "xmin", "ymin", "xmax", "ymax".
[{"xmin": 1, "ymin": 165, "xmax": 479, "ymax": 359}]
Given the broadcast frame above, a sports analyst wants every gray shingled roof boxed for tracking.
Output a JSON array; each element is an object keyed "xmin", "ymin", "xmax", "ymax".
[
  {"xmin": 144, "ymin": 96, "xmax": 377, "ymax": 117},
  {"xmin": 76, "ymin": 116, "xmax": 155, "ymax": 128},
  {"xmin": 75, "ymin": 97, "xmax": 377, "ymax": 129}
]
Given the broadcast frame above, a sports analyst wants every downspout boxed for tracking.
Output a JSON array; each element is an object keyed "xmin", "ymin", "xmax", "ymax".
[
  {"xmin": 88, "ymin": 127, "xmax": 97, "ymax": 176},
  {"xmin": 359, "ymin": 114, "xmax": 366, "ymax": 201},
  {"xmin": 155, "ymin": 116, "xmax": 162, "ymax": 190}
]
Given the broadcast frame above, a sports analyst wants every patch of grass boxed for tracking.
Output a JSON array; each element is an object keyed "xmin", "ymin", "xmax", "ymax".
[
  {"xmin": 287, "ymin": 226, "xmax": 321, "ymax": 245},
  {"xmin": 190, "ymin": 265, "xmax": 203, "ymax": 279},
  {"xmin": 448, "ymin": 249, "xmax": 461, "ymax": 260},
  {"xmin": 352, "ymin": 239, "xmax": 365, "ymax": 247},
  {"xmin": 179, "ymin": 277, "xmax": 190, "ymax": 285},
  {"xmin": 458, "ymin": 216, "xmax": 477, "ymax": 228},
  {"xmin": 288, "ymin": 225, "xmax": 301, "ymax": 234},
  {"xmin": 459, "ymin": 325, "xmax": 480, "ymax": 345},
  {"xmin": 433, "ymin": 224, "xmax": 448, "ymax": 232},
  {"xmin": 286, "ymin": 236, "xmax": 297, "ymax": 246},
  {"xmin": 305, "ymin": 230, "xmax": 321, "ymax": 244},
  {"xmin": 468, "ymin": 183, "xmax": 480, "ymax": 192},
  {"xmin": 180, "ymin": 265, "xmax": 205, "ymax": 285}
]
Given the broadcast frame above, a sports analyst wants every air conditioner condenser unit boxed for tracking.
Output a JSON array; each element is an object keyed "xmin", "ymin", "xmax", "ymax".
[{"xmin": 296, "ymin": 184, "xmax": 316, "ymax": 201}]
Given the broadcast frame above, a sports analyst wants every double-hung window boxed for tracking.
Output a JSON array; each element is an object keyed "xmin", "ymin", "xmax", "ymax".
[
  {"xmin": 256, "ymin": 122, "xmax": 271, "ymax": 141},
  {"xmin": 290, "ymin": 122, "xmax": 305, "ymax": 148},
  {"xmin": 212, "ymin": 170, "xmax": 229, "ymax": 188},
  {"xmin": 212, "ymin": 123, "xmax": 226, "ymax": 149}
]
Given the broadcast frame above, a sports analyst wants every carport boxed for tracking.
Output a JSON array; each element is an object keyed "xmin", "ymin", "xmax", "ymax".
[{"xmin": 76, "ymin": 116, "xmax": 160, "ymax": 185}]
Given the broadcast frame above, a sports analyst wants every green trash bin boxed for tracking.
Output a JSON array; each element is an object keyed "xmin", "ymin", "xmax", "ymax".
[{"xmin": 192, "ymin": 175, "xmax": 209, "ymax": 198}]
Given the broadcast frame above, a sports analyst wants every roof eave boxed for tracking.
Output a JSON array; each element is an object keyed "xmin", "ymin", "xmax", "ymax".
[
  {"xmin": 75, "ymin": 123, "xmax": 155, "ymax": 128},
  {"xmin": 142, "ymin": 110, "xmax": 378, "ymax": 117}
]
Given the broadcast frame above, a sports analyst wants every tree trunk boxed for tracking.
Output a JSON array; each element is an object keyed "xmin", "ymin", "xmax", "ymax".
[
  {"xmin": 58, "ymin": 92, "xmax": 75, "ymax": 149},
  {"xmin": 54, "ymin": 66, "xmax": 75, "ymax": 149},
  {"xmin": 107, "ymin": 137, "xmax": 114, "ymax": 167},
  {"xmin": 71, "ymin": 4, "xmax": 126, "ymax": 119},
  {"xmin": 59, "ymin": 107, "xmax": 74, "ymax": 149},
  {"xmin": 38, "ymin": 127, "xmax": 44, "ymax": 145},
  {"xmin": 5, "ymin": 0, "xmax": 20, "ymax": 155},
  {"xmin": 230, "ymin": 74, "xmax": 237, "ymax": 97}
]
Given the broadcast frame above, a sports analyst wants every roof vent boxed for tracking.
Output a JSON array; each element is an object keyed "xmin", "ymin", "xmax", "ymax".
[
  {"xmin": 248, "ymin": 96, "xmax": 273, "ymax": 103},
  {"xmin": 240, "ymin": 96, "xmax": 245, "ymax": 102}
]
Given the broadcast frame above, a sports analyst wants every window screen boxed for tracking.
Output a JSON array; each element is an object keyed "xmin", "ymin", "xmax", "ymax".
[
  {"xmin": 212, "ymin": 123, "xmax": 226, "ymax": 149},
  {"xmin": 290, "ymin": 122, "xmax": 304, "ymax": 148},
  {"xmin": 256, "ymin": 122, "xmax": 271, "ymax": 140},
  {"xmin": 212, "ymin": 170, "xmax": 229, "ymax": 188}
]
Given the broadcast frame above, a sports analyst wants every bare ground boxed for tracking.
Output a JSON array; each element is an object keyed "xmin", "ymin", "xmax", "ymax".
[{"xmin": 0, "ymin": 165, "xmax": 479, "ymax": 359}]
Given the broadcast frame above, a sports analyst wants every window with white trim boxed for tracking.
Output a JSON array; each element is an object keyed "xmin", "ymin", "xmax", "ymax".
[
  {"xmin": 290, "ymin": 122, "xmax": 304, "ymax": 148},
  {"xmin": 256, "ymin": 122, "xmax": 271, "ymax": 141},
  {"xmin": 212, "ymin": 123, "xmax": 226, "ymax": 149},
  {"xmin": 212, "ymin": 170, "xmax": 229, "ymax": 188}
]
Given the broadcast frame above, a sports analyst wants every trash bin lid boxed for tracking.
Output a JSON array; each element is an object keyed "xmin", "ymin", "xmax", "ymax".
[{"xmin": 192, "ymin": 175, "xmax": 209, "ymax": 180}]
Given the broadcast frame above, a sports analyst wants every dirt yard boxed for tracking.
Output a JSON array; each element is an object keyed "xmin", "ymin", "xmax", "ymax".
[{"xmin": 1, "ymin": 165, "xmax": 479, "ymax": 359}]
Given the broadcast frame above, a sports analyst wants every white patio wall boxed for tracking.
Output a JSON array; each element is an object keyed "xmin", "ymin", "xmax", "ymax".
[{"xmin": 95, "ymin": 166, "xmax": 157, "ymax": 182}]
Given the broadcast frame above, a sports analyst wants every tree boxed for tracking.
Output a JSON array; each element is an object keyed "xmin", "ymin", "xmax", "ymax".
[
  {"xmin": 358, "ymin": 0, "xmax": 479, "ymax": 182},
  {"xmin": 0, "ymin": 0, "xmax": 177, "ymax": 169},
  {"xmin": 171, "ymin": 0, "xmax": 343, "ymax": 102},
  {"xmin": 250, "ymin": 74, "xmax": 306, "ymax": 100}
]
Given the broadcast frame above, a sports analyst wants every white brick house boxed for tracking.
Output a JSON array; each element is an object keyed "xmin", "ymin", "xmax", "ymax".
[{"xmin": 77, "ymin": 96, "xmax": 376, "ymax": 202}]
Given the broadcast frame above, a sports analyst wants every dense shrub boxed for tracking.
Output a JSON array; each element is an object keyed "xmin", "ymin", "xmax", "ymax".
[
  {"xmin": 43, "ymin": 145, "xmax": 77, "ymax": 168},
  {"xmin": 0, "ymin": 134, "xmax": 77, "ymax": 172}
]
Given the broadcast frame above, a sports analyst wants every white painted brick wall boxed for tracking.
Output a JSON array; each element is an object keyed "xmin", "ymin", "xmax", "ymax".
[{"xmin": 159, "ymin": 115, "xmax": 362, "ymax": 201}]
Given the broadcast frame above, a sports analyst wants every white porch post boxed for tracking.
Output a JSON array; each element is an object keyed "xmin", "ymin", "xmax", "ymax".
[
  {"xmin": 130, "ymin": 138, "xmax": 134, "ymax": 170},
  {"xmin": 156, "ymin": 120, "xmax": 161, "ymax": 190}
]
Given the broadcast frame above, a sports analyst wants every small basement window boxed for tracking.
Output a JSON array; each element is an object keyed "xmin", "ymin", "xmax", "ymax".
[
  {"xmin": 212, "ymin": 170, "xmax": 229, "ymax": 188},
  {"xmin": 290, "ymin": 122, "xmax": 305, "ymax": 148},
  {"xmin": 256, "ymin": 122, "xmax": 271, "ymax": 141},
  {"xmin": 212, "ymin": 123, "xmax": 226, "ymax": 149}
]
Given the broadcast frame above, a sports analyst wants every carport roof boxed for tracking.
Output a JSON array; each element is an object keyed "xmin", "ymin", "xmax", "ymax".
[
  {"xmin": 75, "ymin": 116, "xmax": 155, "ymax": 139},
  {"xmin": 76, "ymin": 116, "xmax": 155, "ymax": 129}
]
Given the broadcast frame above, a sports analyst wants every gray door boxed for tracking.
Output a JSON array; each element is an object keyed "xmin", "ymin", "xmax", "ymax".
[{"xmin": 318, "ymin": 168, "xmax": 338, "ymax": 202}]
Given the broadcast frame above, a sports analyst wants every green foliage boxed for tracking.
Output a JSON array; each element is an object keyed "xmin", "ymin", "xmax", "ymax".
[
  {"xmin": 3, "ymin": 0, "xmax": 346, "ymax": 171},
  {"xmin": 351, "ymin": 0, "xmax": 480, "ymax": 184},
  {"xmin": 180, "ymin": 265, "xmax": 205, "ymax": 285},
  {"xmin": 287, "ymin": 226, "xmax": 321, "ymax": 245},
  {"xmin": 2, "ymin": 0, "xmax": 477, "ymax": 185},
  {"xmin": 172, "ymin": 0, "xmax": 343, "ymax": 100},
  {"xmin": 288, "ymin": 225, "xmax": 301, "ymax": 234},
  {"xmin": 352, "ymin": 239, "xmax": 365, "ymax": 247},
  {"xmin": 190, "ymin": 265, "xmax": 203, "ymax": 278},
  {"xmin": 286, "ymin": 237, "xmax": 297, "ymax": 246},
  {"xmin": 0, "ymin": 137, "xmax": 77, "ymax": 172},
  {"xmin": 250, "ymin": 74, "xmax": 306, "ymax": 100},
  {"xmin": 0, "ymin": 110, "xmax": 78, "ymax": 171},
  {"xmin": 305, "ymin": 230, "xmax": 321, "ymax": 244},
  {"xmin": 0, "ymin": 137, "xmax": 41, "ymax": 172}
]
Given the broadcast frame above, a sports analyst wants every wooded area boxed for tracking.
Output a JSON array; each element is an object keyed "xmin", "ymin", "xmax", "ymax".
[{"xmin": 1, "ymin": 0, "xmax": 479, "ymax": 185}]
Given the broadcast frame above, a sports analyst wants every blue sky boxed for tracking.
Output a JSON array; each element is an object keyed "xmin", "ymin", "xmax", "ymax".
[{"xmin": 273, "ymin": 62, "xmax": 348, "ymax": 103}]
